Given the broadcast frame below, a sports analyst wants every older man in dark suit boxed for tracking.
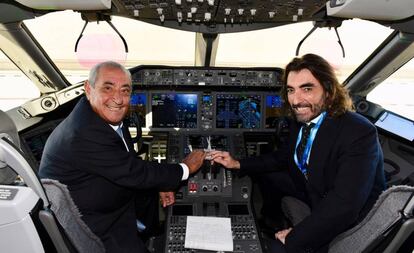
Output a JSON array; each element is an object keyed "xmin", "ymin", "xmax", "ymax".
[
  {"xmin": 209, "ymin": 54, "xmax": 385, "ymax": 253},
  {"xmin": 39, "ymin": 61, "xmax": 205, "ymax": 252}
]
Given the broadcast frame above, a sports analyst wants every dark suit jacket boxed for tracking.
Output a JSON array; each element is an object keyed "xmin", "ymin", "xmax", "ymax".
[
  {"xmin": 241, "ymin": 111, "xmax": 385, "ymax": 253},
  {"xmin": 39, "ymin": 97, "xmax": 183, "ymax": 252}
]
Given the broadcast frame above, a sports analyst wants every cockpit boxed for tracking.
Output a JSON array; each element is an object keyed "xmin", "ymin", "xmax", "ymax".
[{"xmin": 1, "ymin": 0, "xmax": 414, "ymax": 252}]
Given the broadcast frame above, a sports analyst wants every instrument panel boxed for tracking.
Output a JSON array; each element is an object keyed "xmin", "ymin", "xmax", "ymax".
[
  {"xmin": 127, "ymin": 66, "xmax": 282, "ymax": 253},
  {"xmin": 128, "ymin": 91, "xmax": 284, "ymax": 132},
  {"xmin": 128, "ymin": 66, "xmax": 284, "ymax": 133},
  {"xmin": 130, "ymin": 66, "xmax": 282, "ymax": 88}
]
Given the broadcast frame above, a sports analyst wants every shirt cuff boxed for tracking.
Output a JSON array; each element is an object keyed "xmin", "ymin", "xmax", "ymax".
[{"xmin": 179, "ymin": 163, "xmax": 189, "ymax": 180}]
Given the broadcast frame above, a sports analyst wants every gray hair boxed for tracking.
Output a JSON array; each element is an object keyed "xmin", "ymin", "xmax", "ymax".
[{"xmin": 88, "ymin": 61, "xmax": 131, "ymax": 87}]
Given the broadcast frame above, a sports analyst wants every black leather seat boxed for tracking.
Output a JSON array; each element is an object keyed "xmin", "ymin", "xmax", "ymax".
[{"xmin": 280, "ymin": 185, "xmax": 414, "ymax": 253}]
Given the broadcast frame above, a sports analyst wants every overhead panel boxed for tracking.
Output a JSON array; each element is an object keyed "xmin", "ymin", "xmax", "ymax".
[{"xmin": 114, "ymin": 0, "xmax": 327, "ymax": 33}]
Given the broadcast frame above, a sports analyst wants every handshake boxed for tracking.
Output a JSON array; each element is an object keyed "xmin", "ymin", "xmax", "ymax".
[
  {"xmin": 182, "ymin": 149, "xmax": 240, "ymax": 174},
  {"xmin": 187, "ymin": 144, "xmax": 216, "ymax": 160}
]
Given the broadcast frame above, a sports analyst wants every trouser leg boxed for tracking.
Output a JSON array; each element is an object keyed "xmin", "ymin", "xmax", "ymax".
[
  {"xmin": 134, "ymin": 189, "xmax": 160, "ymax": 236},
  {"xmin": 253, "ymin": 171, "xmax": 297, "ymax": 220},
  {"xmin": 263, "ymin": 237, "xmax": 287, "ymax": 253}
]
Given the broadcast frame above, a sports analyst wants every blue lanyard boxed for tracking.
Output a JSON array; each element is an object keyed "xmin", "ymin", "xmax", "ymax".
[{"xmin": 294, "ymin": 112, "xmax": 327, "ymax": 179}]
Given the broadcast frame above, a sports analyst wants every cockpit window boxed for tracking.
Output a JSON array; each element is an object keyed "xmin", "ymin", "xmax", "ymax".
[
  {"xmin": 23, "ymin": 11, "xmax": 391, "ymax": 85},
  {"xmin": 0, "ymin": 50, "xmax": 39, "ymax": 111},
  {"xmin": 367, "ymin": 57, "xmax": 414, "ymax": 121},
  {"xmin": 23, "ymin": 10, "xmax": 196, "ymax": 84},
  {"xmin": 216, "ymin": 19, "xmax": 392, "ymax": 83}
]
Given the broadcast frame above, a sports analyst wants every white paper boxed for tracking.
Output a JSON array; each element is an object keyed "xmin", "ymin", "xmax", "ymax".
[{"xmin": 185, "ymin": 216, "xmax": 233, "ymax": 252}]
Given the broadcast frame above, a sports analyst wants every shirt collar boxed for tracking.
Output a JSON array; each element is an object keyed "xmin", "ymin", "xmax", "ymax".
[
  {"xmin": 307, "ymin": 112, "xmax": 324, "ymax": 125},
  {"xmin": 109, "ymin": 122, "xmax": 123, "ymax": 131}
]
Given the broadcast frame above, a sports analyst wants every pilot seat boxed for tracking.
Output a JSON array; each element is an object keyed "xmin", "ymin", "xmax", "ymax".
[{"xmin": 0, "ymin": 109, "xmax": 104, "ymax": 253}]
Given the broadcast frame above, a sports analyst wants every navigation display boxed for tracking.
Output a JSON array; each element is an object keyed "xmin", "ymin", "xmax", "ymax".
[
  {"xmin": 151, "ymin": 93, "xmax": 198, "ymax": 128},
  {"xmin": 216, "ymin": 94, "xmax": 261, "ymax": 129},
  {"xmin": 265, "ymin": 95, "xmax": 283, "ymax": 128},
  {"xmin": 129, "ymin": 92, "xmax": 146, "ymax": 127}
]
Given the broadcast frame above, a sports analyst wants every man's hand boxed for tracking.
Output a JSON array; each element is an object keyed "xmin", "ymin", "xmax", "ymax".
[
  {"xmin": 208, "ymin": 151, "xmax": 240, "ymax": 169},
  {"xmin": 159, "ymin": 191, "xmax": 175, "ymax": 207},
  {"xmin": 182, "ymin": 150, "xmax": 206, "ymax": 174},
  {"xmin": 275, "ymin": 228, "xmax": 292, "ymax": 245}
]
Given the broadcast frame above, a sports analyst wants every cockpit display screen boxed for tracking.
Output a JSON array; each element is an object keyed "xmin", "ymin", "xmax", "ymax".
[
  {"xmin": 129, "ymin": 92, "xmax": 146, "ymax": 127},
  {"xmin": 375, "ymin": 111, "xmax": 414, "ymax": 141},
  {"xmin": 265, "ymin": 95, "xmax": 283, "ymax": 128},
  {"xmin": 216, "ymin": 94, "xmax": 261, "ymax": 129},
  {"xmin": 151, "ymin": 93, "xmax": 198, "ymax": 128}
]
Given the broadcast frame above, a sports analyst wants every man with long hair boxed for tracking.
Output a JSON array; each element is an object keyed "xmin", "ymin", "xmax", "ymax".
[{"xmin": 209, "ymin": 54, "xmax": 385, "ymax": 252}]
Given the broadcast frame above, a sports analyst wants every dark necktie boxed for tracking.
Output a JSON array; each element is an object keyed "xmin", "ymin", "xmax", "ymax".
[
  {"xmin": 116, "ymin": 126, "xmax": 124, "ymax": 139},
  {"xmin": 116, "ymin": 126, "xmax": 130, "ymax": 151},
  {"xmin": 296, "ymin": 123, "xmax": 315, "ymax": 164}
]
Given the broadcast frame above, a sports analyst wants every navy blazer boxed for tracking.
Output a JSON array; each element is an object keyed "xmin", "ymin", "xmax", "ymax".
[
  {"xmin": 39, "ymin": 97, "xmax": 183, "ymax": 252},
  {"xmin": 241, "ymin": 112, "xmax": 385, "ymax": 253}
]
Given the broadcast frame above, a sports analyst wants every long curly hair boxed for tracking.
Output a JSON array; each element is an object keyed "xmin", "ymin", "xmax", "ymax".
[{"xmin": 281, "ymin": 54, "xmax": 354, "ymax": 118}]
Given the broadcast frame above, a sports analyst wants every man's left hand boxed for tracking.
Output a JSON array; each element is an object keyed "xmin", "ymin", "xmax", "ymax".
[
  {"xmin": 160, "ymin": 191, "xmax": 175, "ymax": 207},
  {"xmin": 275, "ymin": 228, "xmax": 292, "ymax": 244}
]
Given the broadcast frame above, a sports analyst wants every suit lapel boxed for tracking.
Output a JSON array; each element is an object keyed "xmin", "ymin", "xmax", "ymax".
[
  {"xmin": 80, "ymin": 97, "xmax": 135, "ymax": 153},
  {"xmin": 121, "ymin": 124, "xmax": 135, "ymax": 153},
  {"xmin": 307, "ymin": 116, "xmax": 340, "ymax": 184}
]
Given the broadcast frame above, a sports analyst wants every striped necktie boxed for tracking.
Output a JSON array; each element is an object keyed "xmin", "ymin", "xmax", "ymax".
[{"xmin": 296, "ymin": 123, "xmax": 315, "ymax": 163}]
